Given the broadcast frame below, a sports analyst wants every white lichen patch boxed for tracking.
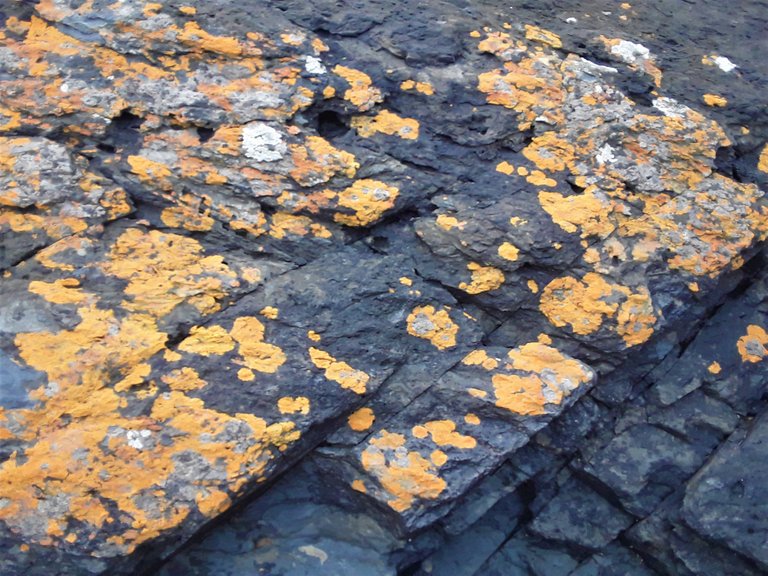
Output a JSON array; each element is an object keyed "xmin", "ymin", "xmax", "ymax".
[
  {"xmin": 653, "ymin": 97, "xmax": 688, "ymax": 118},
  {"xmin": 305, "ymin": 56, "xmax": 327, "ymax": 74},
  {"xmin": 596, "ymin": 144, "xmax": 616, "ymax": 165},
  {"xmin": 610, "ymin": 40, "xmax": 650, "ymax": 64},
  {"xmin": 713, "ymin": 56, "xmax": 738, "ymax": 73},
  {"xmin": 242, "ymin": 122, "xmax": 287, "ymax": 162},
  {"xmin": 127, "ymin": 429, "xmax": 152, "ymax": 450}
]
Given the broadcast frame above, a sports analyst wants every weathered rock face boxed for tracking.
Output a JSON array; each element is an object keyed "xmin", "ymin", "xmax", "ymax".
[{"xmin": 0, "ymin": 1, "xmax": 767, "ymax": 574}]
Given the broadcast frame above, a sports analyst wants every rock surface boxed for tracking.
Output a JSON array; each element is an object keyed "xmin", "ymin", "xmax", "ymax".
[{"xmin": 0, "ymin": 1, "xmax": 766, "ymax": 575}]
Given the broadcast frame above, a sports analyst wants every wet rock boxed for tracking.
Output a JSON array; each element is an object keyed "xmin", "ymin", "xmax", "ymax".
[
  {"xmin": 683, "ymin": 411, "xmax": 768, "ymax": 570},
  {"xmin": 0, "ymin": 0, "xmax": 766, "ymax": 574},
  {"xmin": 529, "ymin": 476, "xmax": 633, "ymax": 551}
]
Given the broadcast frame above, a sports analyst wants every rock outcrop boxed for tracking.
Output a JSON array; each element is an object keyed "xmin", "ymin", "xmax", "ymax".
[{"xmin": 0, "ymin": 1, "xmax": 766, "ymax": 575}]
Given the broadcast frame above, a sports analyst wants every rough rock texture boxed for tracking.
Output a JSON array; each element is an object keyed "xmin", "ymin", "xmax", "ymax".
[{"xmin": 0, "ymin": 1, "xmax": 767, "ymax": 575}]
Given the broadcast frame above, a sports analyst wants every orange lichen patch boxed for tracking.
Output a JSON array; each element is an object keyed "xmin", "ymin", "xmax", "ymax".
[
  {"xmin": 160, "ymin": 199, "xmax": 214, "ymax": 232},
  {"xmin": 406, "ymin": 305, "xmax": 459, "ymax": 350},
  {"xmin": 348, "ymin": 407, "xmax": 375, "ymax": 431},
  {"xmin": 625, "ymin": 175, "xmax": 767, "ymax": 277},
  {"xmin": 0, "ymin": 292, "xmax": 282, "ymax": 552},
  {"xmin": 616, "ymin": 290, "xmax": 656, "ymax": 346},
  {"xmin": 351, "ymin": 110, "xmax": 420, "ymax": 140},
  {"xmin": 464, "ymin": 413, "xmax": 481, "ymax": 425},
  {"xmin": 540, "ymin": 274, "xmax": 616, "ymax": 335},
  {"xmin": 360, "ymin": 431, "xmax": 447, "ymax": 512},
  {"xmin": 430, "ymin": 450, "xmax": 448, "ymax": 466},
  {"xmin": 524, "ymin": 24, "xmax": 562, "ymax": 49},
  {"xmin": 307, "ymin": 330, "xmax": 322, "ymax": 342},
  {"xmin": 237, "ymin": 368, "xmax": 255, "ymax": 381},
  {"xmin": 230, "ymin": 316, "xmax": 286, "ymax": 374},
  {"xmin": 703, "ymin": 93, "xmax": 727, "ymax": 107},
  {"xmin": 527, "ymin": 279, "xmax": 539, "ymax": 293},
  {"xmin": 101, "ymin": 228, "xmax": 238, "ymax": 318},
  {"xmin": 268, "ymin": 212, "xmax": 332, "ymax": 240},
  {"xmin": 757, "ymin": 145, "xmax": 768, "ymax": 174},
  {"xmin": 289, "ymin": 135, "xmax": 358, "ymax": 186},
  {"xmin": 540, "ymin": 273, "xmax": 656, "ymax": 345},
  {"xmin": 127, "ymin": 156, "xmax": 173, "ymax": 190},
  {"xmin": 462, "ymin": 349, "xmax": 500, "ymax": 370},
  {"xmin": 498, "ymin": 242, "xmax": 520, "ymax": 261},
  {"xmin": 351, "ymin": 479, "xmax": 367, "ymax": 493},
  {"xmin": 277, "ymin": 396, "xmax": 310, "ymax": 415},
  {"xmin": 179, "ymin": 5, "xmax": 197, "ymax": 15},
  {"xmin": 411, "ymin": 420, "xmax": 477, "ymax": 449},
  {"xmin": 333, "ymin": 179, "xmax": 399, "ymax": 227},
  {"xmin": 332, "ymin": 65, "xmax": 383, "ymax": 111},
  {"xmin": 496, "ymin": 161, "xmax": 515, "ymax": 175},
  {"xmin": 490, "ymin": 343, "xmax": 592, "ymax": 416},
  {"xmin": 178, "ymin": 325, "xmax": 235, "ymax": 356},
  {"xmin": 399, "ymin": 276, "xmax": 413, "ymax": 286},
  {"xmin": 539, "ymin": 188, "xmax": 616, "ymax": 238},
  {"xmin": 177, "ymin": 21, "xmax": 242, "ymax": 56},
  {"xmin": 196, "ymin": 490, "xmax": 230, "ymax": 518},
  {"xmin": 160, "ymin": 367, "xmax": 207, "ymax": 391},
  {"xmin": 477, "ymin": 31, "xmax": 526, "ymax": 60},
  {"xmin": 400, "ymin": 79, "xmax": 435, "ymax": 95},
  {"xmin": 507, "ymin": 342, "xmax": 593, "ymax": 389},
  {"xmin": 492, "ymin": 373, "xmax": 552, "ymax": 415},
  {"xmin": 308, "ymin": 347, "xmax": 370, "ymax": 394},
  {"xmin": 737, "ymin": 325, "xmax": 768, "ymax": 363},
  {"xmin": 523, "ymin": 131, "xmax": 576, "ymax": 173},
  {"xmin": 477, "ymin": 54, "xmax": 565, "ymax": 129},
  {"xmin": 260, "ymin": 306, "xmax": 279, "ymax": 320},
  {"xmin": 459, "ymin": 262, "xmax": 505, "ymax": 294},
  {"xmin": 707, "ymin": 361, "xmax": 722, "ymax": 375},
  {"xmin": 28, "ymin": 278, "xmax": 89, "ymax": 305},
  {"xmin": 436, "ymin": 214, "xmax": 463, "ymax": 230}
]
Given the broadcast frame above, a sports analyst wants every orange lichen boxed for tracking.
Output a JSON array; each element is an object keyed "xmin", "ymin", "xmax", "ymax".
[
  {"xmin": 333, "ymin": 179, "xmax": 399, "ymax": 226},
  {"xmin": 459, "ymin": 262, "xmax": 505, "ymax": 294},
  {"xmin": 703, "ymin": 93, "xmax": 727, "ymax": 107},
  {"xmin": 177, "ymin": 21, "xmax": 243, "ymax": 56},
  {"xmin": 160, "ymin": 203, "xmax": 214, "ymax": 232},
  {"xmin": 332, "ymin": 65, "xmax": 383, "ymax": 110},
  {"xmin": 230, "ymin": 317, "xmax": 286, "ymax": 374},
  {"xmin": 308, "ymin": 347, "xmax": 370, "ymax": 394},
  {"xmin": 539, "ymin": 188, "xmax": 615, "ymax": 238},
  {"xmin": 348, "ymin": 407, "xmax": 375, "ymax": 431},
  {"xmin": 496, "ymin": 161, "xmax": 515, "ymax": 175},
  {"xmin": 289, "ymin": 135, "xmax": 358, "ymax": 186},
  {"xmin": 524, "ymin": 24, "xmax": 562, "ymax": 48},
  {"xmin": 707, "ymin": 361, "xmax": 722, "ymax": 375},
  {"xmin": 351, "ymin": 110, "xmax": 420, "ymax": 140},
  {"xmin": 436, "ymin": 214, "xmax": 462, "ymax": 230},
  {"xmin": 540, "ymin": 273, "xmax": 656, "ymax": 346},
  {"xmin": 28, "ymin": 278, "xmax": 89, "ymax": 305},
  {"xmin": 477, "ymin": 54, "xmax": 565, "ymax": 129},
  {"xmin": 498, "ymin": 242, "xmax": 520, "ymax": 261},
  {"xmin": 178, "ymin": 325, "xmax": 235, "ymax": 356},
  {"xmin": 758, "ymin": 145, "xmax": 768, "ymax": 174},
  {"xmin": 360, "ymin": 431, "xmax": 447, "ymax": 512},
  {"xmin": 737, "ymin": 325, "xmax": 768, "ymax": 363},
  {"xmin": 406, "ymin": 305, "xmax": 459, "ymax": 350},
  {"xmin": 101, "ymin": 228, "xmax": 238, "ymax": 318},
  {"xmin": 277, "ymin": 396, "xmax": 310, "ymax": 415},
  {"xmin": 260, "ymin": 306, "xmax": 279, "ymax": 320},
  {"xmin": 160, "ymin": 367, "xmax": 207, "ymax": 391},
  {"xmin": 462, "ymin": 349, "xmax": 500, "ymax": 370},
  {"xmin": 400, "ymin": 80, "xmax": 435, "ymax": 95},
  {"xmin": 411, "ymin": 420, "xmax": 476, "ymax": 449},
  {"xmin": 464, "ymin": 413, "xmax": 481, "ymax": 425}
]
